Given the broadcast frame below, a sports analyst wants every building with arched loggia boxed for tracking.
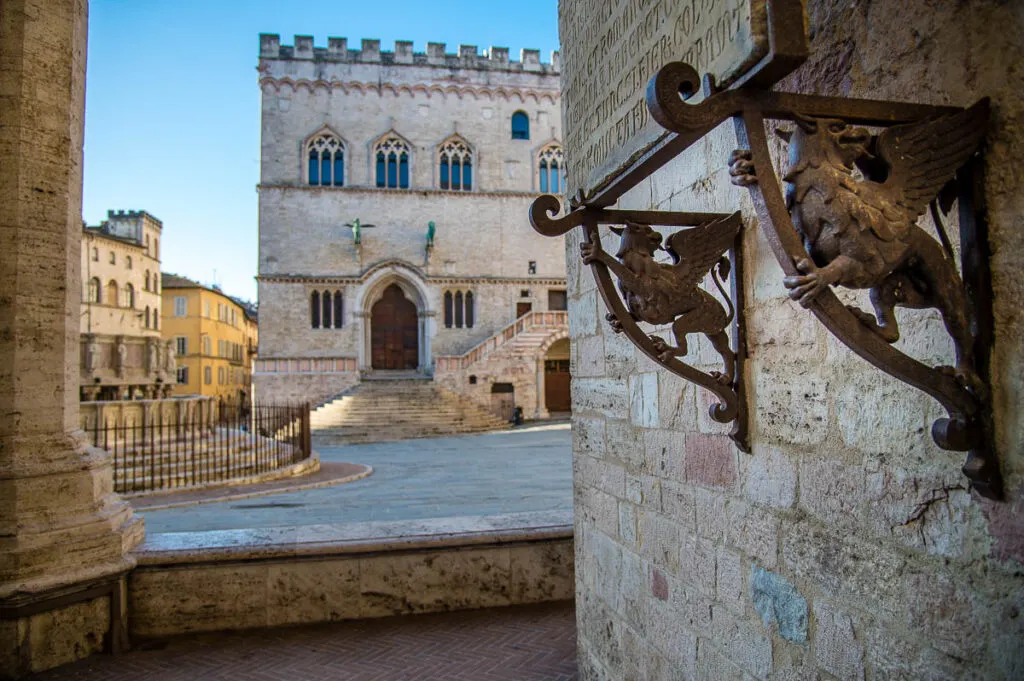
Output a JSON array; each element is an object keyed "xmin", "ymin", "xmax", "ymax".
[{"xmin": 255, "ymin": 35, "xmax": 570, "ymax": 422}]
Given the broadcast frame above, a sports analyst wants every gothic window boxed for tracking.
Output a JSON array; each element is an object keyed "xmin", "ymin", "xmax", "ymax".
[
  {"xmin": 443, "ymin": 289, "xmax": 474, "ymax": 329},
  {"xmin": 144, "ymin": 306, "xmax": 151, "ymax": 328},
  {"xmin": 306, "ymin": 132, "xmax": 345, "ymax": 187},
  {"xmin": 438, "ymin": 137, "xmax": 473, "ymax": 191},
  {"xmin": 310, "ymin": 290, "xmax": 321, "ymax": 328},
  {"xmin": 88, "ymin": 277, "xmax": 100, "ymax": 303},
  {"xmin": 375, "ymin": 135, "xmax": 411, "ymax": 189},
  {"xmin": 322, "ymin": 290, "xmax": 332, "ymax": 329},
  {"xmin": 153, "ymin": 309, "xmax": 159, "ymax": 330},
  {"xmin": 125, "ymin": 283, "xmax": 135, "ymax": 308},
  {"xmin": 333, "ymin": 290, "xmax": 343, "ymax": 328},
  {"xmin": 511, "ymin": 111, "xmax": 530, "ymax": 140},
  {"xmin": 107, "ymin": 280, "xmax": 119, "ymax": 307},
  {"xmin": 144, "ymin": 271, "xmax": 150, "ymax": 291},
  {"xmin": 538, "ymin": 143, "xmax": 564, "ymax": 193}
]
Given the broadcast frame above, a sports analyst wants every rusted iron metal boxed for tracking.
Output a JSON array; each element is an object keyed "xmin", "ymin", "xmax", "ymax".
[
  {"xmin": 532, "ymin": 204, "xmax": 750, "ymax": 452},
  {"xmin": 529, "ymin": 15, "xmax": 1001, "ymax": 496}
]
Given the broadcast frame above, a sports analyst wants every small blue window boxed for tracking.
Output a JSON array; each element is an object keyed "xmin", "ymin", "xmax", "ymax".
[
  {"xmin": 399, "ymin": 153, "xmax": 409, "ymax": 188},
  {"xmin": 463, "ymin": 159, "xmax": 472, "ymax": 191},
  {"xmin": 511, "ymin": 111, "xmax": 529, "ymax": 140},
  {"xmin": 451, "ymin": 157, "xmax": 461, "ymax": 190},
  {"xmin": 387, "ymin": 153, "xmax": 398, "ymax": 188},
  {"xmin": 320, "ymin": 154, "xmax": 331, "ymax": 185},
  {"xmin": 440, "ymin": 157, "xmax": 450, "ymax": 190},
  {"xmin": 333, "ymin": 153, "xmax": 344, "ymax": 186},
  {"xmin": 308, "ymin": 151, "xmax": 319, "ymax": 185},
  {"xmin": 376, "ymin": 152, "xmax": 386, "ymax": 188}
]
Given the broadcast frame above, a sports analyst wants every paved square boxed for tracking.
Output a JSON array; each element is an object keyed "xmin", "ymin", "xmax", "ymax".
[
  {"xmin": 35, "ymin": 602, "xmax": 578, "ymax": 681},
  {"xmin": 140, "ymin": 423, "xmax": 572, "ymax": 533}
]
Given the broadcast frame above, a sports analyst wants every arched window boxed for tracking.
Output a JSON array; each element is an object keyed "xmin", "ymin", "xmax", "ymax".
[
  {"xmin": 310, "ymin": 291, "xmax": 321, "ymax": 328},
  {"xmin": 511, "ymin": 111, "xmax": 530, "ymax": 140},
  {"xmin": 322, "ymin": 290, "xmax": 332, "ymax": 329},
  {"xmin": 145, "ymin": 306, "xmax": 151, "ymax": 328},
  {"xmin": 91, "ymin": 246, "xmax": 99, "ymax": 261},
  {"xmin": 153, "ymin": 309, "xmax": 159, "ymax": 330},
  {"xmin": 107, "ymin": 280, "xmax": 119, "ymax": 307},
  {"xmin": 154, "ymin": 277, "xmax": 158, "ymax": 294},
  {"xmin": 374, "ymin": 135, "xmax": 411, "ymax": 189},
  {"xmin": 88, "ymin": 277, "xmax": 100, "ymax": 303},
  {"xmin": 438, "ymin": 137, "xmax": 473, "ymax": 191},
  {"xmin": 333, "ymin": 290, "xmax": 344, "ymax": 328},
  {"xmin": 443, "ymin": 290, "xmax": 474, "ymax": 329},
  {"xmin": 306, "ymin": 132, "xmax": 345, "ymax": 187},
  {"xmin": 538, "ymin": 143, "xmax": 564, "ymax": 193},
  {"xmin": 144, "ymin": 271, "xmax": 150, "ymax": 292},
  {"xmin": 154, "ymin": 238, "xmax": 159, "ymax": 259},
  {"xmin": 126, "ymin": 255, "xmax": 133, "ymax": 269},
  {"xmin": 125, "ymin": 283, "xmax": 135, "ymax": 308}
]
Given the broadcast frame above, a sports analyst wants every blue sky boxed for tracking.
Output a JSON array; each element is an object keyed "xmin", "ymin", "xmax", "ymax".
[{"xmin": 83, "ymin": 0, "xmax": 560, "ymax": 302}]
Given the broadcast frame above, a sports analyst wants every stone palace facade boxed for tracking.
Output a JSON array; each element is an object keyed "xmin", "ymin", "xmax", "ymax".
[{"xmin": 254, "ymin": 35, "xmax": 570, "ymax": 417}]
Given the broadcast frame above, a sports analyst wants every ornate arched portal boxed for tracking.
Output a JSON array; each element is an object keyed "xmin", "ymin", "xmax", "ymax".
[{"xmin": 354, "ymin": 263, "xmax": 433, "ymax": 373}]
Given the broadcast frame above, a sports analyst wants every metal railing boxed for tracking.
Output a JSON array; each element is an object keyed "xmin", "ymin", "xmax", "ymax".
[
  {"xmin": 87, "ymin": 399, "xmax": 312, "ymax": 494},
  {"xmin": 435, "ymin": 310, "xmax": 568, "ymax": 371}
]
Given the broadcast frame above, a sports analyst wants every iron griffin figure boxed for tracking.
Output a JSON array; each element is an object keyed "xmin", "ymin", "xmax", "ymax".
[
  {"xmin": 729, "ymin": 100, "xmax": 989, "ymax": 393},
  {"xmin": 580, "ymin": 215, "xmax": 740, "ymax": 384}
]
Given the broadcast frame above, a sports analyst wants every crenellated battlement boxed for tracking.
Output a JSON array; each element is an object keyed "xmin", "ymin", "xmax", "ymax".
[{"xmin": 258, "ymin": 34, "xmax": 560, "ymax": 74}]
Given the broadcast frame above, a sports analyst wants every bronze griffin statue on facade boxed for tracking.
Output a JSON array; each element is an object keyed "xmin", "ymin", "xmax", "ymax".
[
  {"xmin": 729, "ymin": 100, "xmax": 989, "ymax": 395},
  {"xmin": 580, "ymin": 216, "xmax": 740, "ymax": 385}
]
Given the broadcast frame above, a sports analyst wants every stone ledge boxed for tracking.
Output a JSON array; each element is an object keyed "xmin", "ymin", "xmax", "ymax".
[
  {"xmin": 128, "ymin": 511, "xmax": 575, "ymax": 637},
  {"xmin": 133, "ymin": 510, "xmax": 573, "ymax": 565}
]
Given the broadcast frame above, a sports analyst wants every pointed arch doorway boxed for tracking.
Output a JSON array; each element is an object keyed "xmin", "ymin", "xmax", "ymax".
[{"xmin": 371, "ymin": 284, "xmax": 419, "ymax": 370}]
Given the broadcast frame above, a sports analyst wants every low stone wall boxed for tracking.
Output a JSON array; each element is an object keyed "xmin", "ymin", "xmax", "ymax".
[
  {"xmin": 80, "ymin": 396, "xmax": 216, "ymax": 432},
  {"xmin": 128, "ymin": 511, "xmax": 574, "ymax": 637},
  {"xmin": 254, "ymin": 366, "xmax": 360, "ymax": 406}
]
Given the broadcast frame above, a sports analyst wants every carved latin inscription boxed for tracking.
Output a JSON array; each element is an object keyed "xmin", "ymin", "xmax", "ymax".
[{"xmin": 560, "ymin": 0, "xmax": 768, "ymax": 195}]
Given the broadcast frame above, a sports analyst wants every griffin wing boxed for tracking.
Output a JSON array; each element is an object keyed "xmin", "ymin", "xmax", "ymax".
[
  {"xmin": 662, "ymin": 213, "xmax": 741, "ymax": 290},
  {"xmin": 878, "ymin": 98, "xmax": 989, "ymax": 228}
]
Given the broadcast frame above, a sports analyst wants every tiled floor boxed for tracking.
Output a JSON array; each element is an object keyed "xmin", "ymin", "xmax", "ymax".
[{"xmin": 34, "ymin": 602, "xmax": 578, "ymax": 680}]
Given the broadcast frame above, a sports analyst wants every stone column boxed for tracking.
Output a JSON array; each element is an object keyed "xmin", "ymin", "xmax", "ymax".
[
  {"xmin": 0, "ymin": 1, "xmax": 144, "ymax": 676},
  {"xmin": 534, "ymin": 357, "xmax": 550, "ymax": 419}
]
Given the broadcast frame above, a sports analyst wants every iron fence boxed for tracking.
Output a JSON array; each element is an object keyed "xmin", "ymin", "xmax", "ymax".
[{"xmin": 87, "ymin": 399, "xmax": 312, "ymax": 494}]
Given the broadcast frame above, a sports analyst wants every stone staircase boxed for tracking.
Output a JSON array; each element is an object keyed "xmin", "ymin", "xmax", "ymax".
[
  {"xmin": 310, "ymin": 378, "xmax": 511, "ymax": 445},
  {"xmin": 435, "ymin": 311, "xmax": 569, "ymax": 372}
]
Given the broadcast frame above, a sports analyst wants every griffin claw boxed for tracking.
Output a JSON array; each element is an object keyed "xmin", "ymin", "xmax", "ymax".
[
  {"xmin": 605, "ymin": 312, "xmax": 624, "ymax": 333},
  {"xmin": 728, "ymin": 149, "xmax": 757, "ymax": 186}
]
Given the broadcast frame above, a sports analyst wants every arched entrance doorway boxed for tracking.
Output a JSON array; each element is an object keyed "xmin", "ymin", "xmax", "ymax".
[
  {"xmin": 544, "ymin": 337, "xmax": 572, "ymax": 413},
  {"xmin": 371, "ymin": 284, "xmax": 419, "ymax": 370}
]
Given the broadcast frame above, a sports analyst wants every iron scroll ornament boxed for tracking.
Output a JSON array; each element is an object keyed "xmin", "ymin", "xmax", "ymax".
[
  {"xmin": 530, "ymin": 198, "xmax": 750, "ymax": 452},
  {"xmin": 644, "ymin": 62, "xmax": 1001, "ymax": 499}
]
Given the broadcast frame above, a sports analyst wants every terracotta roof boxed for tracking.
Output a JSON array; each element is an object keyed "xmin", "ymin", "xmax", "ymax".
[{"xmin": 161, "ymin": 273, "xmax": 201, "ymax": 289}]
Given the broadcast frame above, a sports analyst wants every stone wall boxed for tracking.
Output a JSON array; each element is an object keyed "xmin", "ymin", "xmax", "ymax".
[{"xmin": 564, "ymin": 1, "xmax": 1024, "ymax": 680}]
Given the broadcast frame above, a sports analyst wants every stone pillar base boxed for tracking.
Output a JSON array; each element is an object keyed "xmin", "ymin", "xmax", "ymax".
[{"xmin": 0, "ymin": 571, "xmax": 131, "ymax": 680}]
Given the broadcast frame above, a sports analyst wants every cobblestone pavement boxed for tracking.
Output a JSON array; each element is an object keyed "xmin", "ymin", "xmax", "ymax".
[
  {"xmin": 34, "ymin": 602, "xmax": 578, "ymax": 681},
  {"xmin": 139, "ymin": 423, "xmax": 572, "ymax": 533}
]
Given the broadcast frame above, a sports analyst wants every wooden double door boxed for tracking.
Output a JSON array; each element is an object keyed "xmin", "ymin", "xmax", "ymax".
[{"xmin": 371, "ymin": 284, "xmax": 419, "ymax": 370}]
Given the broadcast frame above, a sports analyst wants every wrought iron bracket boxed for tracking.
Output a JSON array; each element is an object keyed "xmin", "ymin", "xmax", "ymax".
[
  {"xmin": 529, "ymin": 53, "xmax": 1002, "ymax": 499},
  {"xmin": 531, "ymin": 201, "xmax": 750, "ymax": 452}
]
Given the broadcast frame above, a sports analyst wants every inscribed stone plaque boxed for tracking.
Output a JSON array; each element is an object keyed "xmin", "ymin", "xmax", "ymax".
[{"xmin": 559, "ymin": 0, "xmax": 769, "ymax": 196}]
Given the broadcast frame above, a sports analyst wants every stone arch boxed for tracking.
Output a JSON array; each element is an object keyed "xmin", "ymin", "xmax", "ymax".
[{"xmin": 354, "ymin": 262, "xmax": 433, "ymax": 372}]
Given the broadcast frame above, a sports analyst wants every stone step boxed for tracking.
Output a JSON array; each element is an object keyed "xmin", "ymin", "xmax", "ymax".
[{"xmin": 311, "ymin": 378, "xmax": 510, "ymax": 443}]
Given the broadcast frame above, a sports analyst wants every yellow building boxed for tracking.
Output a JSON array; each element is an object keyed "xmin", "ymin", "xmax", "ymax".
[
  {"xmin": 80, "ymin": 210, "xmax": 171, "ymax": 400},
  {"xmin": 161, "ymin": 274, "xmax": 258, "ymax": 400}
]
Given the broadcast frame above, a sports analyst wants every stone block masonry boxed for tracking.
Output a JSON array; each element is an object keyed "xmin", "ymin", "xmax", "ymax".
[{"xmin": 562, "ymin": 1, "xmax": 1024, "ymax": 680}]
